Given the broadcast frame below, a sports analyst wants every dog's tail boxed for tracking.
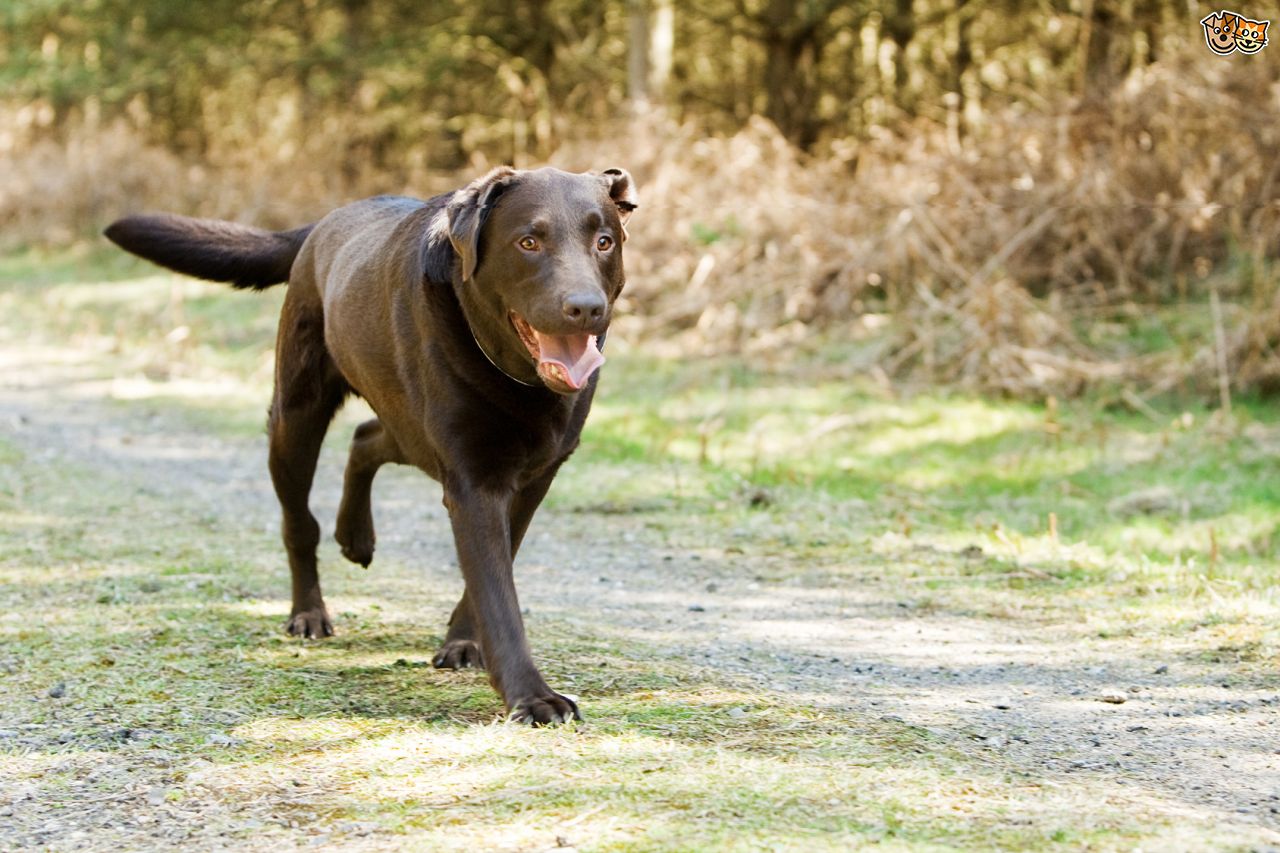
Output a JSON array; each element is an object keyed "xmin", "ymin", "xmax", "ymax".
[{"xmin": 103, "ymin": 214, "xmax": 315, "ymax": 290}]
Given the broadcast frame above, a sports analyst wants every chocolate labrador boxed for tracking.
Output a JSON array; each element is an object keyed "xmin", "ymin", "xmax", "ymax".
[{"xmin": 104, "ymin": 166, "xmax": 637, "ymax": 724}]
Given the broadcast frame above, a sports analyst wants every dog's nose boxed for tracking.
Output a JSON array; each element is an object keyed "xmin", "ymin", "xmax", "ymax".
[{"xmin": 562, "ymin": 291, "xmax": 606, "ymax": 327}]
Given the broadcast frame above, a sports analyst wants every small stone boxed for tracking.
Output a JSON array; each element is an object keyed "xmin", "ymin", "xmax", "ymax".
[
  {"xmin": 146, "ymin": 786, "xmax": 165, "ymax": 806},
  {"xmin": 46, "ymin": 682, "xmax": 66, "ymax": 699},
  {"xmin": 1153, "ymin": 664, "xmax": 1169, "ymax": 675},
  {"xmin": 687, "ymin": 604, "xmax": 705, "ymax": 612},
  {"xmin": 1099, "ymin": 690, "xmax": 1127, "ymax": 704},
  {"xmin": 337, "ymin": 821, "xmax": 374, "ymax": 836},
  {"xmin": 205, "ymin": 733, "xmax": 237, "ymax": 746},
  {"xmin": 993, "ymin": 698, "xmax": 1015, "ymax": 710},
  {"xmin": 726, "ymin": 707, "xmax": 747, "ymax": 719},
  {"xmin": 705, "ymin": 582, "xmax": 718, "ymax": 593}
]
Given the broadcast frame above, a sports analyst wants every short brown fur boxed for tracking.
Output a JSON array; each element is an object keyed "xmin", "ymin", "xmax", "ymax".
[{"xmin": 105, "ymin": 167, "xmax": 637, "ymax": 724}]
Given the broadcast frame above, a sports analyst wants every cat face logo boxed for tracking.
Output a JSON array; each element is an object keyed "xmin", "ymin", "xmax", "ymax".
[
  {"xmin": 1235, "ymin": 16, "xmax": 1269, "ymax": 52},
  {"xmin": 1202, "ymin": 10, "xmax": 1269, "ymax": 54},
  {"xmin": 1202, "ymin": 11, "xmax": 1239, "ymax": 54}
]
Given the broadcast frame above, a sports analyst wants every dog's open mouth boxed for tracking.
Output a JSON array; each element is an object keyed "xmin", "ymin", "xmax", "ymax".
[{"xmin": 510, "ymin": 312, "xmax": 605, "ymax": 393}]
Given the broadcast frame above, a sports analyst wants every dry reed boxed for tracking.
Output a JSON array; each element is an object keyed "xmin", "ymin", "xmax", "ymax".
[{"xmin": 2, "ymin": 50, "xmax": 1276, "ymax": 400}]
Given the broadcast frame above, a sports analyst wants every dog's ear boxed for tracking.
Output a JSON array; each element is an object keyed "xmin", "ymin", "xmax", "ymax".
[
  {"xmin": 447, "ymin": 166, "xmax": 518, "ymax": 282},
  {"xmin": 599, "ymin": 168, "xmax": 638, "ymax": 240}
]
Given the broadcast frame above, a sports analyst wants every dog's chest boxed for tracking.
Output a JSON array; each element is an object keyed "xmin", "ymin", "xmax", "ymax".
[
  {"xmin": 510, "ymin": 410, "xmax": 581, "ymax": 483},
  {"xmin": 436, "ymin": 391, "xmax": 584, "ymax": 489}
]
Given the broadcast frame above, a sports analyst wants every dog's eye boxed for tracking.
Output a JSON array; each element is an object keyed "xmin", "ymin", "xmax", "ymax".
[
  {"xmin": 596, "ymin": 235, "xmax": 614, "ymax": 252},
  {"xmin": 517, "ymin": 236, "xmax": 539, "ymax": 252}
]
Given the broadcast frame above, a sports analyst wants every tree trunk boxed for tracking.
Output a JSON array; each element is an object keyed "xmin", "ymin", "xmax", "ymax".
[
  {"xmin": 628, "ymin": 0, "xmax": 650, "ymax": 108},
  {"xmin": 1078, "ymin": 0, "xmax": 1126, "ymax": 101},
  {"xmin": 944, "ymin": 0, "xmax": 971, "ymax": 146},
  {"xmin": 950, "ymin": 0, "xmax": 971, "ymax": 110},
  {"xmin": 885, "ymin": 0, "xmax": 915, "ymax": 107},
  {"xmin": 759, "ymin": 0, "xmax": 824, "ymax": 149},
  {"xmin": 649, "ymin": 0, "xmax": 674, "ymax": 105},
  {"xmin": 521, "ymin": 0, "xmax": 556, "ymax": 84}
]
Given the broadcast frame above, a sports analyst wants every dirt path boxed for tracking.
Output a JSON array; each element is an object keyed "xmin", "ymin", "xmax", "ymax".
[{"xmin": 2, "ymin": 347, "xmax": 1278, "ymax": 847}]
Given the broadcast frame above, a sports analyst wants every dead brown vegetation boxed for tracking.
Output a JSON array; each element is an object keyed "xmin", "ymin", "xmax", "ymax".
[
  {"xmin": 584, "ymin": 55, "xmax": 1280, "ymax": 399},
  {"xmin": 2, "ymin": 55, "xmax": 1276, "ymax": 401}
]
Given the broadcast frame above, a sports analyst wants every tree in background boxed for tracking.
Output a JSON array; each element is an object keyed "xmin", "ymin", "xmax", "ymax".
[
  {"xmin": 3, "ymin": 0, "xmax": 1277, "ymax": 400},
  {"xmin": 4, "ymin": 0, "xmax": 1244, "ymax": 162}
]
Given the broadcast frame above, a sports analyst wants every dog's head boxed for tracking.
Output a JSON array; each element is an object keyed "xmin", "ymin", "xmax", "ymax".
[
  {"xmin": 446, "ymin": 166, "xmax": 637, "ymax": 395},
  {"xmin": 1201, "ymin": 11, "xmax": 1239, "ymax": 54}
]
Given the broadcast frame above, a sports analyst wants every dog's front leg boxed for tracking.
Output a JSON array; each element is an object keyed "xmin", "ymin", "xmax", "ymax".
[{"xmin": 442, "ymin": 477, "xmax": 580, "ymax": 725}]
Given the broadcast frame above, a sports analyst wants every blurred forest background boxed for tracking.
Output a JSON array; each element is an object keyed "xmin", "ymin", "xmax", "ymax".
[{"xmin": 1, "ymin": 0, "xmax": 1278, "ymax": 400}]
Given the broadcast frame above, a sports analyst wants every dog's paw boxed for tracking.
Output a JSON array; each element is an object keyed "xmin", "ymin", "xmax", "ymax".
[
  {"xmin": 507, "ymin": 692, "xmax": 581, "ymax": 726},
  {"xmin": 432, "ymin": 639, "xmax": 485, "ymax": 670},
  {"xmin": 334, "ymin": 519, "xmax": 375, "ymax": 568},
  {"xmin": 285, "ymin": 608, "xmax": 334, "ymax": 639}
]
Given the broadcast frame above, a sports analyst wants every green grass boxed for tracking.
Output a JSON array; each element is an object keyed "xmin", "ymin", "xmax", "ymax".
[
  {"xmin": 1, "ymin": 427, "xmax": 1155, "ymax": 850},
  {"xmin": 569, "ymin": 354, "xmax": 1278, "ymax": 593},
  {"xmin": 1, "ymin": 247, "xmax": 1277, "ymax": 849}
]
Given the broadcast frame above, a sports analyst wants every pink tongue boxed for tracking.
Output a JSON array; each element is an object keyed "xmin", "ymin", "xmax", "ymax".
[{"xmin": 533, "ymin": 332, "xmax": 605, "ymax": 390}]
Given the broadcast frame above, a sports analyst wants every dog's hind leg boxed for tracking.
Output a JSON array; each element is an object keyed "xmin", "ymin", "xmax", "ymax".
[
  {"xmin": 268, "ymin": 300, "xmax": 348, "ymax": 639},
  {"xmin": 335, "ymin": 418, "xmax": 405, "ymax": 568},
  {"xmin": 433, "ymin": 591, "xmax": 485, "ymax": 670}
]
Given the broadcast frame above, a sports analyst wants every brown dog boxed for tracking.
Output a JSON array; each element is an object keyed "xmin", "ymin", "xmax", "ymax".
[{"xmin": 105, "ymin": 167, "xmax": 637, "ymax": 724}]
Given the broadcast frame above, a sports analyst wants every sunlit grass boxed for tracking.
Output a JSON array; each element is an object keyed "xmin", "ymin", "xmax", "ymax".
[
  {"xmin": 572, "ymin": 359, "xmax": 1279, "ymax": 585},
  {"xmin": 2, "ymin": 249, "xmax": 1278, "ymax": 849}
]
